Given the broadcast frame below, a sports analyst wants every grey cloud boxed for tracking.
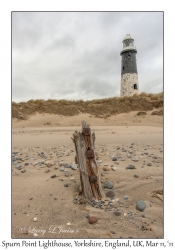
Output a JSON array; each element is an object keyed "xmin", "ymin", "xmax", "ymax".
[{"xmin": 45, "ymin": 35, "xmax": 76, "ymax": 51}]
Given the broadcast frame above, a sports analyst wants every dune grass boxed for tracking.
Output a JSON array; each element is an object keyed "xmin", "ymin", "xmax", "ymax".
[{"xmin": 12, "ymin": 92, "xmax": 163, "ymax": 120}]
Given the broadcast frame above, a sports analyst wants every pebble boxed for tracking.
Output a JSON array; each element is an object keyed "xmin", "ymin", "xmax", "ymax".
[
  {"xmin": 100, "ymin": 177, "xmax": 106, "ymax": 183},
  {"xmin": 123, "ymin": 195, "xmax": 128, "ymax": 200},
  {"xmin": 70, "ymin": 163, "xmax": 78, "ymax": 170},
  {"xmin": 121, "ymin": 158, "xmax": 125, "ymax": 161},
  {"xmin": 136, "ymin": 200, "xmax": 146, "ymax": 211},
  {"xmin": 147, "ymin": 163, "xmax": 152, "ymax": 166},
  {"xmin": 110, "ymin": 230, "xmax": 116, "ymax": 234},
  {"xmin": 63, "ymin": 163, "xmax": 71, "ymax": 168},
  {"xmin": 60, "ymin": 167, "xmax": 65, "ymax": 171},
  {"xmin": 88, "ymin": 216, "xmax": 98, "ymax": 224},
  {"xmin": 132, "ymin": 156, "xmax": 139, "ymax": 162},
  {"xmin": 33, "ymin": 217, "xmax": 37, "ymax": 222},
  {"xmin": 64, "ymin": 183, "xmax": 69, "ymax": 187},
  {"xmin": 44, "ymin": 169, "xmax": 50, "ymax": 173},
  {"xmin": 104, "ymin": 181, "xmax": 113, "ymax": 189},
  {"xmin": 103, "ymin": 166, "xmax": 111, "ymax": 171},
  {"xmin": 134, "ymin": 174, "xmax": 139, "ymax": 178},
  {"xmin": 69, "ymin": 177, "xmax": 75, "ymax": 181},
  {"xmin": 51, "ymin": 174, "xmax": 56, "ymax": 178},
  {"xmin": 16, "ymin": 164, "xmax": 22, "ymax": 170},
  {"xmin": 21, "ymin": 169, "xmax": 26, "ymax": 173},
  {"xmin": 126, "ymin": 165, "xmax": 136, "ymax": 170},
  {"xmin": 111, "ymin": 156, "xmax": 117, "ymax": 161},
  {"xmin": 64, "ymin": 172, "xmax": 69, "ymax": 177},
  {"xmin": 114, "ymin": 211, "xmax": 121, "ymax": 216},
  {"xmin": 24, "ymin": 163, "xmax": 29, "ymax": 166},
  {"xmin": 111, "ymin": 166, "xmax": 117, "ymax": 171},
  {"xmin": 106, "ymin": 190, "xmax": 115, "ymax": 198}
]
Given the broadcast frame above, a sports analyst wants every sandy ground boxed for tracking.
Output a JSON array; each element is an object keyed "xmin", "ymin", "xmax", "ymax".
[{"xmin": 12, "ymin": 112, "xmax": 163, "ymax": 239}]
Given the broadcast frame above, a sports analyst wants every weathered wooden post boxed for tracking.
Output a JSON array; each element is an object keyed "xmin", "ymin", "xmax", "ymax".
[{"xmin": 72, "ymin": 120, "xmax": 104, "ymax": 200}]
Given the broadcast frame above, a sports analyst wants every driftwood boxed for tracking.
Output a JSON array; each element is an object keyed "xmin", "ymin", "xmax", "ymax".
[{"xmin": 72, "ymin": 120, "xmax": 104, "ymax": 200}]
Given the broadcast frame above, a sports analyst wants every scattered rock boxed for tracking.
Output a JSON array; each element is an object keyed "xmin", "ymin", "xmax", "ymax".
[
  {"xmin": 111, "ymin": 166, "xmax": 117, "ymax": 171},
  {"xmin": 21, "ymin": 169, "xmax": 26, "ymax": 173},
  {"xmin": 100, "ymin": 177, "xmax": 106, "ymax": 183},
  {"xmin": 114, "ymin": 211, "xmax": 121, "ymax": 216},
  {"xmin": 123, "ymin": 195, "xmax": 128, "ymax": 200},
  {"xmin": 134, "ymin": 174, "xmax": 139, "ymax": 178},
  {"xmin": 88, "ymin": 216, "xmax": 98, "ymax": 224},
  {"xmin": 111, "ymin": 156, "xmax": 117, "ymax": 161},
  {"xmin": 51, "ymin": 174, "xmax": 56, "ymax": 178},
  {"xmin": 126, "ymin": 165, "xmax": 136, "ymax": 170},
  {"xmin": 16, "ymin": 164, "xmax": 22, "ymax": 170},
  {"xmin": 63, "ymin": 163, "xmax": 70, "ymax": 168},
  {"xmin": 69, "ymin": 176, "xmax": 75, "ymax": 181},
  {"xmin": 132, "ymin": 156, "xmax": 139, "ymax": 162},
  {"xmin": 110, "ymin": 230, "xmax": 116, "ymax": 234},
  {"xmin": 147, "ymin": 163, "xmax": 152, "ymax": 166},
  {"xmin": 33, "ymin": 217, "xmax": 37, "ymax": 222},
  {"xmin": 44, "ymin": 169, "xmax": 50, "ymax": 173},
  {"xmin": 136, "ymin": 200, "xmax": 146, "ymax": 211},
  {"xmin": 106, "ymin": 190, "xmax": 115, "ymax": 198},
  {"xmin": 104, "ymin": 181, "xmax": 113, "ymax": 189},
  {"xmin": 103, "ymin": 166, "xmax": 111, "ymax": 171},
  {"xmin": 70, "ymin": 163, "xmax": 78, "ymax": 170}
]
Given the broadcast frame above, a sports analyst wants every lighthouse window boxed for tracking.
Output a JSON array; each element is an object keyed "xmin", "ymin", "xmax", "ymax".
[{"xmin": 133, "ymin": 84, "xmax": 137, "ymax": 90}]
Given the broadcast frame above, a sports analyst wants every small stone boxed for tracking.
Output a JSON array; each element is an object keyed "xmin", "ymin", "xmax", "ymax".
[
  {"xmin": 104, "ymin": 181, "xmax": 113, "ymax": 189},
  {"xmin": 63, "ymin": 163, "xmax": 71, "ymax": 168},
  {"xmin": 103, "ymin": 166, "xmax": 111, "ymax": 171},
  {"xmin": 88, "ymin": 216, "xmax": 98, "ymax": 224},
  {"xmin": 111, "ymin": 166, "xmax": 117, "ymax": 171},
  {"xmin": 126, "ymin": 165, "xmax": 136, "ymax": 170},
  {"xmin": 110, "ymin": 230, "xmax": 116, "ymax": 234},
  {"xmin": 33, "ymin": 217, "xmax": 37, "ymax": 222},
  {"xmin": 121, "ymin": 158, "xmax": 125, "ymax": 161},
  {"xmin": 69, "ymin": 177, "xmax": 75, "ymax": 181},
  {"xmin": 44, "ymin": 169, "xmax": 50, "ymax": 173},
  {"xmin": 114, "ymin": 211, "xmax": 121, "ymax": 216},
  {"xmin": 111, "ymin": 156, "xmax": 117, "ymax": 161},
  {"xmin": 70, "ymin": 163, "xmax": 78, "ymax": 170},
  {"xmin": 136, "ymin": 200, "xmax": 146, "ymax": 211},
  {"xmin": 21, "ymin": 169, "xmax": 26, "ymax": 173},
  {"xmin": 132, "ymin": 156, "xmax": 139, "ymax": 162},
  {"xmin": 51, "ymin": 174, "xmax": 56, "ymax": 178},
  {"xmin": 64, "ymin": 172, "xmax": 69, "ymax": 177},
  {"xmin": 134, "ymin": 174, "xmax": 139, "ymax": 178},
  {"xmin": 106, "ymin": 190, "xmax": 115, "ymax": 198},
  {"xmin": 100, "ymin": 177, "xmax": 106, "ymax": 183},
  {"xmin": 60, "ymin": 167, "xmax": 65, "ymax": 171},
  {"xmin": 24, "ymin": 163, "xmax": 29, "ymax": 166},
  {"xmin": 16, "ymin": 164, "xmax": 22, "ymax": 170},
  {"xmin": 123, "ymin": 195, "xmax": 128, "ymax": 200},
  {"xmin": 147, "ymin": 163, "xmax": 152, "ymax": 166}
]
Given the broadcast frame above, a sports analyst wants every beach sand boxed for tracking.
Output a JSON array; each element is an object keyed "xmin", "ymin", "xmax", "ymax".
[{"xmin": 12, "ymin": 112, "xmax": 163, "ymax": 239}]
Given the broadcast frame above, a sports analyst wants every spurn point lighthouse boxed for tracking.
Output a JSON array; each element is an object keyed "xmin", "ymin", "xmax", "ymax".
[{"xmin": 120, "ymin": 34, "xmax": 139, "ymax": 97}]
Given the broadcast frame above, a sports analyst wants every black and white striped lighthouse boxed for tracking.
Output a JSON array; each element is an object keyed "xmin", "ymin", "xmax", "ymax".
[{"xmin": 120, "ymin": 34, "xmax": 139, "ymax": 97}]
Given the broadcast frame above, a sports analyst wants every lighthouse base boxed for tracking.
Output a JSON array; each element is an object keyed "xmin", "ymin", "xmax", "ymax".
[{"xmin": 120, "ymin": 73, "xmax": 139, "ymax": 97}]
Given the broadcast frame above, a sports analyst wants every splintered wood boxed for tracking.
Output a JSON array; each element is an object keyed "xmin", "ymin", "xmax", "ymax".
[{"xmin": 72, "ymin": 120, "xmax": 104, "ymax": 200}]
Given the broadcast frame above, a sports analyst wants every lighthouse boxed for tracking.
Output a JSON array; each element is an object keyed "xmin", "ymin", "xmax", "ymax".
[{"xmin": 120, "ymin": 34, "xmax": 139, "ymax": 97}]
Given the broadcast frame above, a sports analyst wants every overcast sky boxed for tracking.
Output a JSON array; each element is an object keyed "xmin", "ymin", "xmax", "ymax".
[{"xmin": 12, "ymin": 12, "xmax": 163, "ymax": 103}]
